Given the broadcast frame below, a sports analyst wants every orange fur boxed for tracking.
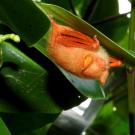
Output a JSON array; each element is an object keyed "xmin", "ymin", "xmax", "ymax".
[{"xmin": 48, "ymin": 18, "xmax": 122, "ymax": 85}]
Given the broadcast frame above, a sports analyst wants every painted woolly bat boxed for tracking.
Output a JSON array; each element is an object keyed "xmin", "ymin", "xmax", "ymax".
[{"xmin": 48, "ymin": 18, "xmax": 122, "ymax": 85}]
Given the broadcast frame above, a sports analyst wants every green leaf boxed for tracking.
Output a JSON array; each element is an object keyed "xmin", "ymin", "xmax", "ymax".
[
  {"xmin": 37, "ymin": 3, "xmax": 135, "ymax": 65},
  {"xmin": 0, "ymin": 42, "xmax": 61, "ymax": 112},
  {"xmin": 0, "ymin": 113, "xmax": 58, "ymax": 135},
  {"xmin": 35, "ymin": 36, "xmax": 105, "ymax": 99},
  {"xmin": 60, "ymin": 68, "xmax": 105, "ymax": 98},
  {"xmin": 94, "ymin": 16, "xmax": 129, "ymax": 47},
  {"xmin": 91, "ymin": 0, "xmax": 119, "ymax": 22},
  {"xmin": 0, "ymin": 41, "xmax": 85, "ymax": 110},
  {"xmin": 34, "ymin": 3, "xmax": 106, "ymax": 99},
  {"xmin": 91, "ymin": 0, "xmax": 129, "ymax": 49},
  {"xmin": 0, "ymin": 0, "xmax": 50, "ymax": 45},
  {"xmin": 0, "ymin": 117, "xmax": 11, "ymax": 135},
  {"xmin": 0, "ymin": 1, "xmax": 105, "ymax": 98}
]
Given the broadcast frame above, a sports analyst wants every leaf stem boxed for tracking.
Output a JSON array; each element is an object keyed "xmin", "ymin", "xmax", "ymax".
[
  {"xmin": 83, "ymin": 0, "xmax": 100, "ymax": 21},
  {"xmin": 127, "ymin": 0, "xmax": 135, "ymax": 135},
  {"xmin": 92, "ymin": 12, "xmax": 130, "ymax": 25},
  {"xmin": 0, "ymin": 33, "xmax": 20, "ymax": 68},
  {"xmin": 0, "ymin": 34, "xmax": 20, "ymax": 43},
  {"xmin": 68, "ymin": 0, "xmax": 77, "ymax": 16}
]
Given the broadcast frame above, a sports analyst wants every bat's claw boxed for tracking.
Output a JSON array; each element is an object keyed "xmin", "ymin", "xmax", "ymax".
[
  {"xmin": 109, "ymin": 57, "xmax": 123, "ymax": 67},
  {"xmin": 92, "ymin": 35, "xmax": 99, "ymax": 49}
]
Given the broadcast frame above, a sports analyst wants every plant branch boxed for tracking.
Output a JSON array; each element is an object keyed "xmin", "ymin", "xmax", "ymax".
[
  {"xmin": 83, "ymin": 0, "xmax": 100, "ymax": 21},
  {"xmin": 68, "ymin": 0, "xmax": 77, "ymax": 16},
  {"xmin": 92, "ymin": 12, "xmax": 130, "ymax": 25},
  {"xmin": 127, "ymin": 0, "xmax": 135, "ymax": 135}
]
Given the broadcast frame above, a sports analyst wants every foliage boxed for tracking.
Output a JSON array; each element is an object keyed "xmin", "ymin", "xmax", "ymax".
[{"xmin": 0, "ymin": 0, "xmax": 132, "ymax": 134}]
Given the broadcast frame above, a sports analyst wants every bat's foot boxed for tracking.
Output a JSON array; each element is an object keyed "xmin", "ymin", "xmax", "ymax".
[{"xmin": 109, "ymin": 57, "xmax": 123, "ymax": 67}]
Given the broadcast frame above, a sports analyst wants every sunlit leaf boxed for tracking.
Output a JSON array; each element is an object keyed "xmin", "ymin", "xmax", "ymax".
[{"xmin": 37, "ymin": 3, "xmax": 135, "ymax": 65}]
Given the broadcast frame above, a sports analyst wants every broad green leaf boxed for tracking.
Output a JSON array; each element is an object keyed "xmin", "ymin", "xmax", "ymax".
[
  {"xmin": 89, "ymin": 0, "xmax": 130, "ymax": 103},
  {"xmin": 37, "ymin": 3, "xmax": 135, "ymax": 65},
  {"xmin": 91, "ymin": 0, "xmax": 119, "ymax": 22},
  {"xmin": 0, "ymin": 113, "xmax": 58, "ymax": 135},
  {"xmin": 0, "ymin": 0, "xmax": 50, "ymax": 45},
  {"xmin": 0, "ymin": 42, "xmax": 61, "ymax": 112},
  {"xmin": 35, "ymin": 35, "xmax": 105, "ymax": 98},
  {"xmin": 60, "ymin": 68, "xmax": 105, "ymax": 98},
  {"xmin": 90, "ymin": 0, "xmax": 130, "ymax": 51},
  {"xmin": 34, "ymin": 3, "xmax": 107, "ymax": 98},
  {"xmin": 0, "ymin": 41, "xmax": 85, "ymax": 111},
  {"xmin": 0, "ymin": 2, "xmax": 132, "ymax": 99},
  {"xmin": 94, "ymin": 16, "xmax": 129, "ymax": 47},
  {"xmin": 0, "ymin": 1, "xmax": 105, "ymax": 98},
  {"xmin": 0, "ymin": 117, "xmax": 11, "ymax": 135},
  {"xmin": 91, "ymin": 0, "xmax": 129, "ymax": 49}
]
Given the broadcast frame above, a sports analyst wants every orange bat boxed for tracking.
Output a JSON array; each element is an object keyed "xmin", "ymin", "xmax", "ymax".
[{"xmin": 48, "ymin": 18, "xmax": 122, "ymax": 85}]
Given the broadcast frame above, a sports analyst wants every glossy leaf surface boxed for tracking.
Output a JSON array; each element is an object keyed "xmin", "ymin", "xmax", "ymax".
[
  {"xmin": 0, "ymin": 42, "xmax": 61, "ymax": 113},
  {"xmin": 37, "ymin": 3, "xmax": 135, "ymax": 65},
  {"xmin": 0, "ymin": 0, "xmax": 50, "ymax": 45}
]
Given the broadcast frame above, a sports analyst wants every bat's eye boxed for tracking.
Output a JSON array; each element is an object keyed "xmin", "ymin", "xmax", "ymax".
[{"xmin": 82, "ymin": 55, "xmax": 93, "ymax": 70}]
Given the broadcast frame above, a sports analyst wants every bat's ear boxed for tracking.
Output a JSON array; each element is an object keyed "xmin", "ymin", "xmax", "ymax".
[{"xmin": 82, "ymin": 55, "xmax": 93, "ymax": 70}]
